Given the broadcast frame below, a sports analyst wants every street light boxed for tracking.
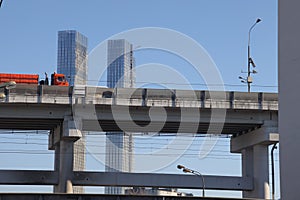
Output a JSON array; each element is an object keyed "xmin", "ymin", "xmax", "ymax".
[
  {"xmin": 177, "ymin": 164, "xmax": 205, "ymax": 197},
  {"xmin": 239, "ymin": 18, "xmax": 262, "ymax": 92}
]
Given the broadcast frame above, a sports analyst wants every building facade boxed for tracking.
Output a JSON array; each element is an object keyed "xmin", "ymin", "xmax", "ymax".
[
  {"xmin": 57, "ymin": 30, "xmax": 88, "ymax": 193},
  {"xmin": 57, "ymin": 30, "xmax": 88, "ymax": 85},
  {"xmin": 106, "ymin": 39, "xmax": 135, "ymax": 194}
]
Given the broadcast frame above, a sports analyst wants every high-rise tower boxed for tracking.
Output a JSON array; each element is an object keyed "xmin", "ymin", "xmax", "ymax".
[
  {"xmin": 107, "ymin": 39, "xmax": 135, "ymax": 88},
  {"xmin": 57, "ymin": 30, "xmax": 88, "ymax": 193},
  {"xmin": 106, "ymin": 39, "xmax": 135, "ymax": 194},
  {"xmin": 57, "ymin": 30, "xmax": 88, "ymax": 85}
]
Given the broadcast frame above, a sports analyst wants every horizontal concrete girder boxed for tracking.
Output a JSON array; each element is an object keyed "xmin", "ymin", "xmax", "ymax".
[
  {"xmin": 0, "ymin": 102, "xmax": 276, "ymax": 134},
  {"xmin": 72, "ymin": 172, "xmax": 253, "ymax": 191},
  {"xmin": 230, "ymin": 126, "xmax": 279, "ymax": 153},
  {"xmin": 0, "ymin": 170, "xmax": 253, "ymax": 191},
  {"xmin": 78, "ymin": 104, "xmax": 271, "ymax": 134},
  {"xmin": 0, "ymin": 170, "xmax": 58, "ymax": 185}
]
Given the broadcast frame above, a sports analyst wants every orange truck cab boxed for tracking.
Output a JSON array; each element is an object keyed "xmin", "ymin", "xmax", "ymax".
[{"xmin": 51, "ymin": 73, "xmax": 69, "ymax": 86}]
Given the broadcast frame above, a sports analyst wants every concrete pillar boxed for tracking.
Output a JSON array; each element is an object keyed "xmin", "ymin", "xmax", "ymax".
[
  {"xmin": 53, "ymin": 116, "xmax": 82, "ymax": 193},
  {"xmin": 54, "ymin": 142, "xmax": 60, "ymax": 172},
  {"xmin": 242, "ymin": 145, "xmax": 270, "ymax": 199},
  {"xmin": 230, "ymin": 125, "xmax": 278, "ymax": 199},
  {"xmin": 54, "ymin": 140, "xmax": 75, "ymax": 193},
  {"xmin": 279, "ymin": 1, "xmax": 300, "ymax": 199}
]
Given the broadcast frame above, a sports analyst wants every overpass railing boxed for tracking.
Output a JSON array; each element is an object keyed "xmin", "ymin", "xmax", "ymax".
[{"xmin": 1, "ymin": 85, "xmax": 278, "ymax": 110}]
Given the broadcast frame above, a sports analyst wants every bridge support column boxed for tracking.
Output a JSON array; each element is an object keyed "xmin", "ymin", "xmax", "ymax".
[
  {"xmin": 52, "ymin": 116, "xmax": 82, "ymax": 193},
  {"xmin": 241, "ymin": 145, "xmax": 270, "ymax": 199},
  {"xmin": 231, "ymin": 125, "xmax": 278, "ymax": 199}
]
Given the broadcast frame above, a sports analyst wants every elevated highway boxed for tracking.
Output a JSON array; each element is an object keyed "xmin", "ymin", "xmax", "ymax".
[
  {"xmin": 0, "ymin": 85, "xmax": 279, "ymax": 199},
  {"xmin": 0, "ymin": 85, "xmax": 278, "ymax": 134}
]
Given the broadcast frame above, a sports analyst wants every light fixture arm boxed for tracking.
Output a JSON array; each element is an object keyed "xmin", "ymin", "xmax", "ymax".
[{"xmin": 248, "ymin": 18, "xmax": 262, "ymax": 47}]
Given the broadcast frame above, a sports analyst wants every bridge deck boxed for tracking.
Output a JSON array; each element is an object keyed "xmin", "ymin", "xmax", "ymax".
[{"xmin": 0, "ymin": 86, "xmax": 278, "ymax": 134}]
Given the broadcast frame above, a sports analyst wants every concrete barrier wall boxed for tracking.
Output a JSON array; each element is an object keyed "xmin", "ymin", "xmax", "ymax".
[{"xmin": 4, "ymin": 85, "xmax": 278, "ymax": 110}]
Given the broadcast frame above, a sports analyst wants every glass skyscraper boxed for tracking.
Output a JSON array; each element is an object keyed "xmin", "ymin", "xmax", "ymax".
[
  {"xmin": 106, "ymin": 39, "xmax": 135, "ymax": 194},
  {"xmin": 57, "ymin": 30, "xmax": 88, "ymax": 194},
  {"xmin": 57, "ymin": 30, "xmax": 88, "ymax": 85},
  {"xmin": 107, "ymin": 39, "xmax": 135, "ymax": 88}
]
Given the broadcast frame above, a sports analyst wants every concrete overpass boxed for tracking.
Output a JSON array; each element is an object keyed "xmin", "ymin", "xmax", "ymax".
[
  {"xmin": 0, "ymin": 85, "xmax": 279, "ymax": 199},
  {"xmin": 0, "ymin": 85, "xmax": 277, "ymax": 134}
]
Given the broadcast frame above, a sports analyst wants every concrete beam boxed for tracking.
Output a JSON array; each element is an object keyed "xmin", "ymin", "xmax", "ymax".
[
  {"xmin": 230, "ymin": 126, "xmax": 279, "ymax": 153},
  {"xmin": 78, "ymin": 104, "xmax": 273, "ymax": 134},
  {"xmin": 48, "ymin": 125, "xmax": 61, "ymax": 150},
  {"xmin": 0, "ymin": 101, "xmax": 276, "ymax": 134},
  {"xmin": 0, "ymin": 170, "xmax": 58, "ymax": 185},
  {"xmin": 72, "ymin": 172, "xmax": 253, "ymax": 191},
  {"xmin": 0, "ymin": 170, "xmax": 252, "ymax": 191},
  {"xmin": 61, "ymin": 116, "xmax": 82, "ymax": 140}
]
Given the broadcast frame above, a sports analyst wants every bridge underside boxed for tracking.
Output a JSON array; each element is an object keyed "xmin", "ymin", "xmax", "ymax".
[
  {"xmin": 0, "ymin": 104, "xmax": 270, "ymax": 135},
  {"xmin": 84, "ymin": 120, "xmax": 262, "ymax": 134}
]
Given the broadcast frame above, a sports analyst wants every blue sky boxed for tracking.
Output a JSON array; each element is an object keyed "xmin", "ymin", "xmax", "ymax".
[
  {"xmin": 0, "ymin": 0, "xmax": 277, "ymax": 92},
  {"xmin": 0, "ymin": 0, "xmax": 278, "ymax": 198}
]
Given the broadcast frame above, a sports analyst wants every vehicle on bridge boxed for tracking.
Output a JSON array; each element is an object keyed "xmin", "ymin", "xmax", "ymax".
[{"xmin": 0, "ymin": 72, "xmax": 69, "ymax": 86}]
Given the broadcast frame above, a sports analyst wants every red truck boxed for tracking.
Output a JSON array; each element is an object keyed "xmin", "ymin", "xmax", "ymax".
[{"xmin": 0, "ymin": 72, "xmax": 69, "ymax": 86}]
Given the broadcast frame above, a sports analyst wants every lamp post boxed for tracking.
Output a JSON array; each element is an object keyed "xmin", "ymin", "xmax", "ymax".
[
  {"xmin": 177, "ymin": 165, "xmax": 205, "ymax": 197},
  {"xmin": 239, "ymin": 18, "xmax": 261, "ymax": 92}
]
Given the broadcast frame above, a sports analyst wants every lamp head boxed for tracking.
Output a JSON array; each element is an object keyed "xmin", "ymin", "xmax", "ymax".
[
  {"xmin": 177, "ymin": 165, "xmax": 185, "ymax": 169},
  {"xmin": 256, "ymin": 18, "xmax": 262, "ymax": 23}
]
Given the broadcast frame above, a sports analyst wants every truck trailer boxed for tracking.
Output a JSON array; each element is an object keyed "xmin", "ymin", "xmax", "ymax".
[{"xmin": 0, "ymin": 73, "xmax": 69, "ymax": 86}]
